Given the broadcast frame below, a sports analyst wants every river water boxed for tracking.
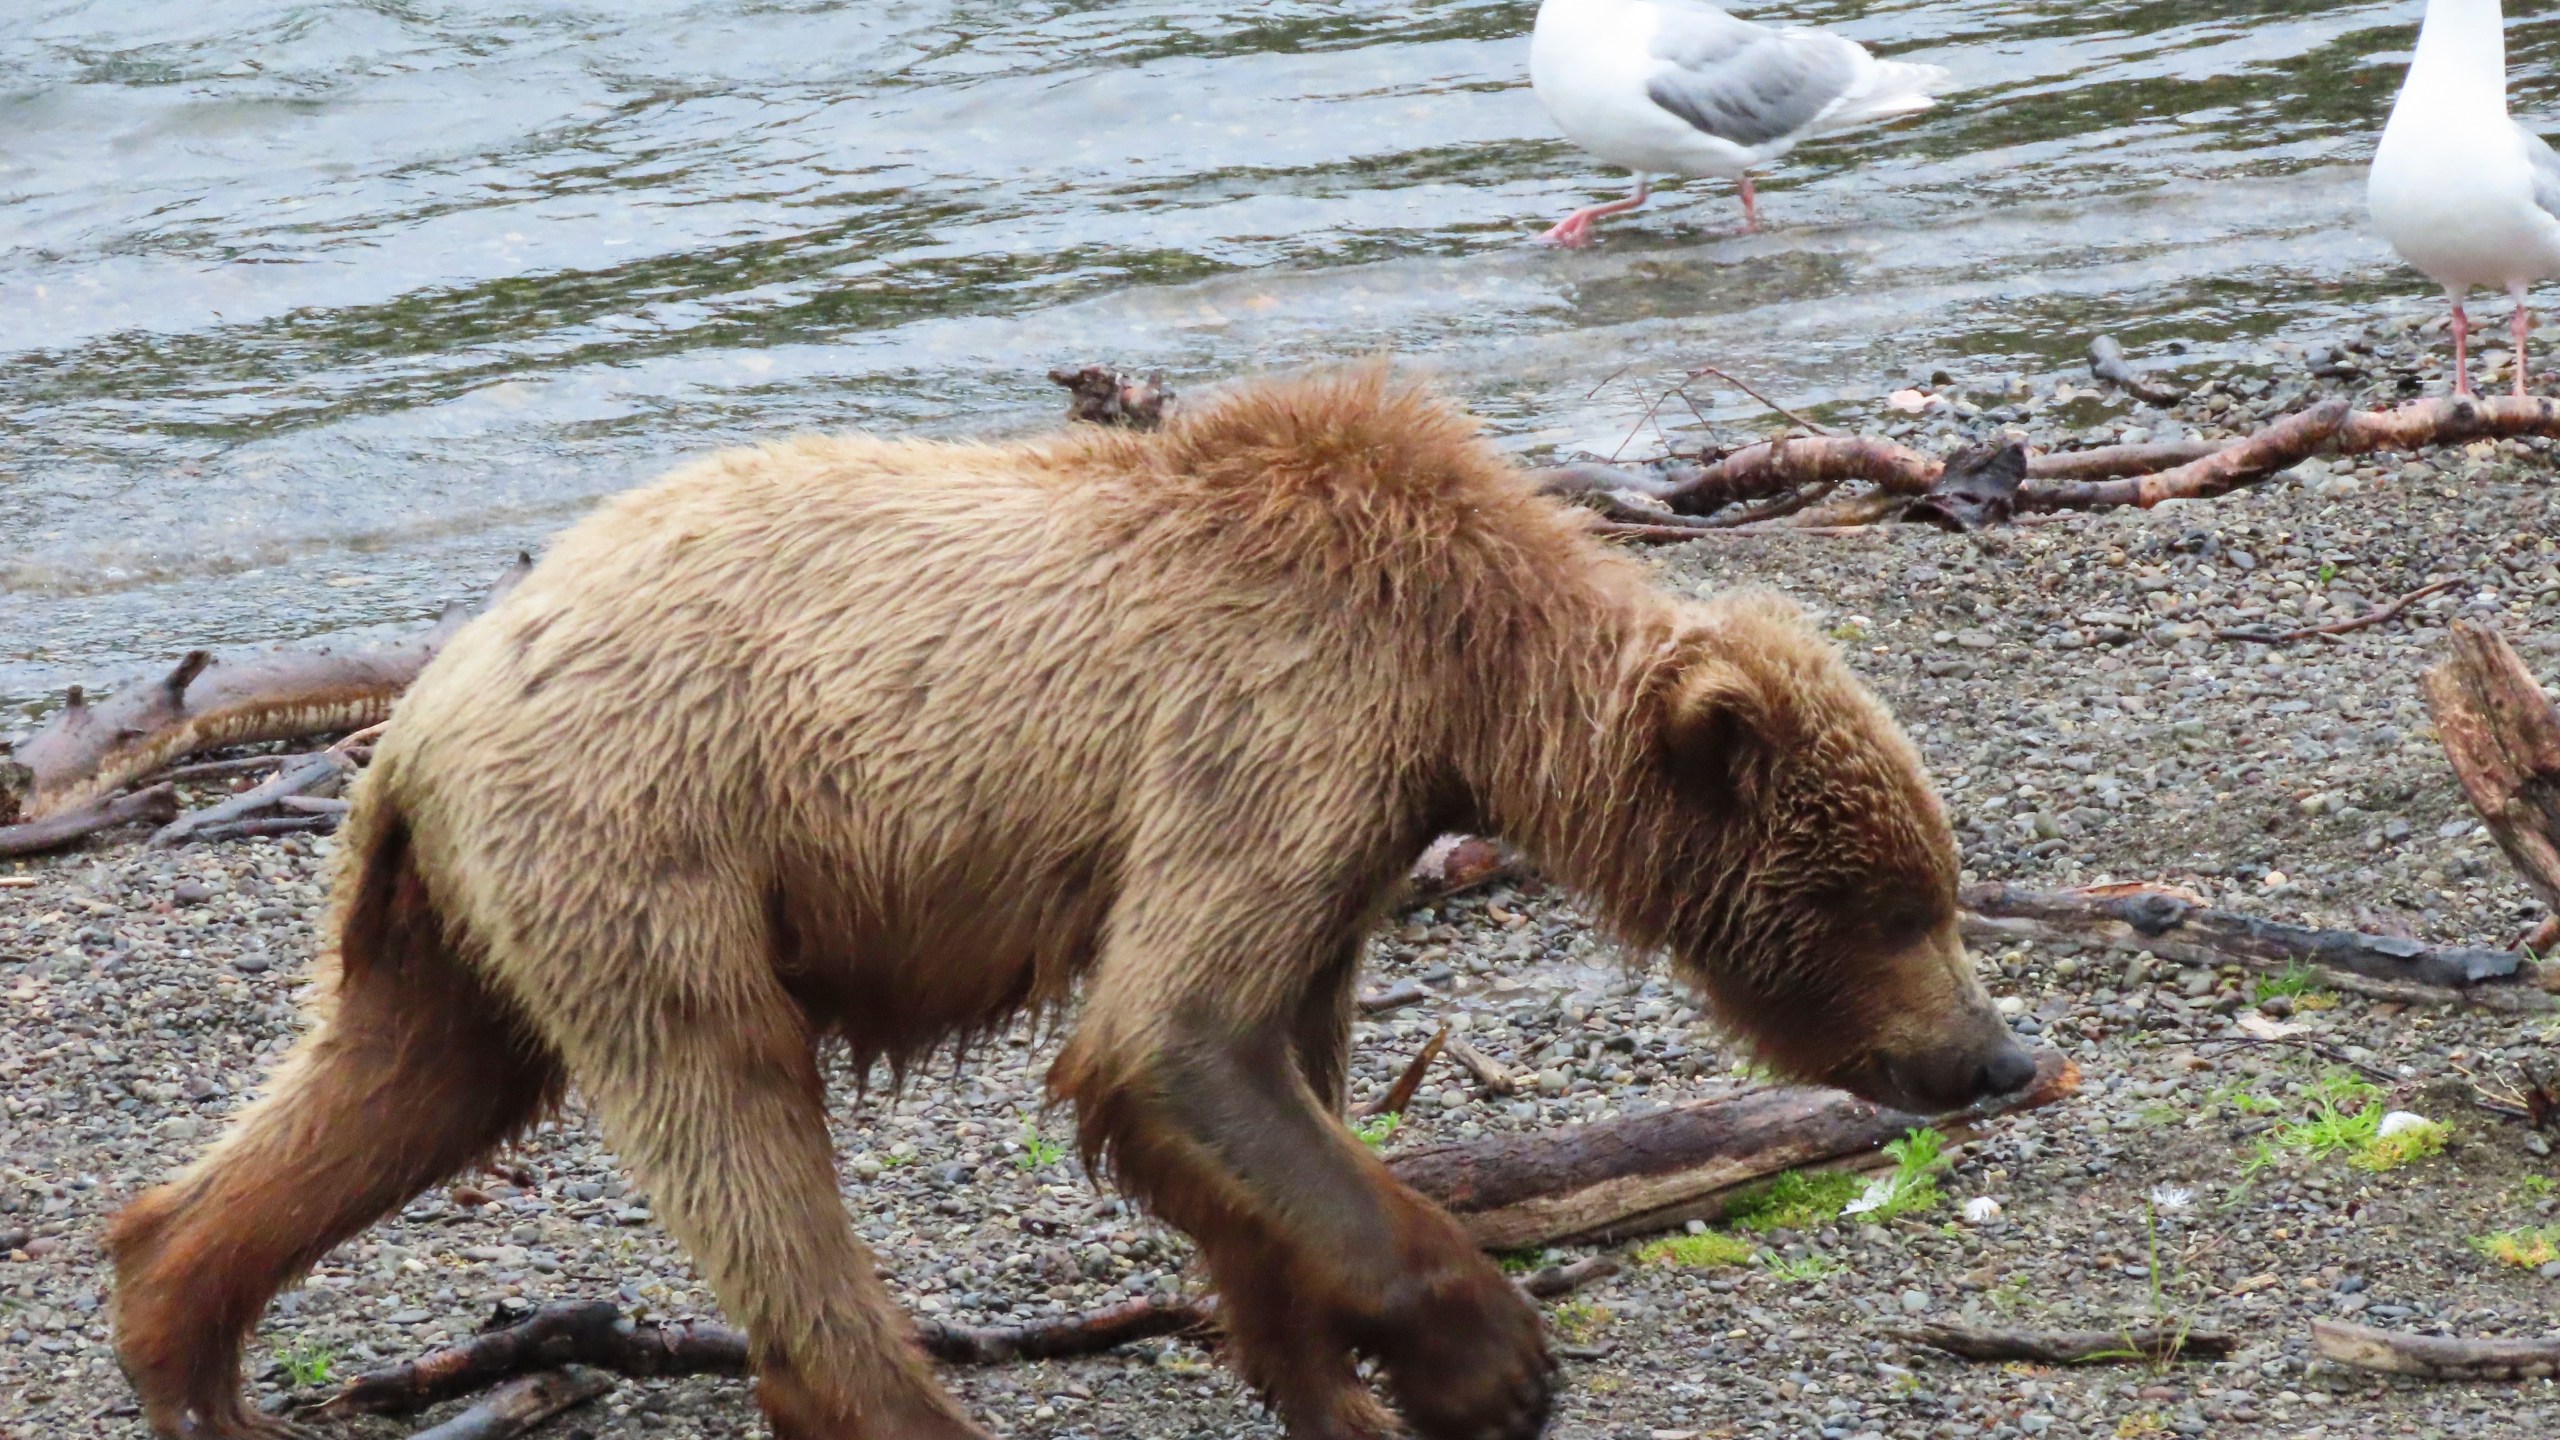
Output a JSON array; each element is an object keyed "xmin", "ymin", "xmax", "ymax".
[{"xmin": 4, "ymin": 0, "xmax": 2555, "ymax": 716}]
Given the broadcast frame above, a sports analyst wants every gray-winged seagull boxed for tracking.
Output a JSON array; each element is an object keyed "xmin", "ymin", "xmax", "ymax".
[
  {"xmin": 2369, "ymin": 0, "xmax": 2560, "ymax": 397},
  {"xmin": 1528, "ymin": 0, "xmax": 1951, "ymax": 247}
]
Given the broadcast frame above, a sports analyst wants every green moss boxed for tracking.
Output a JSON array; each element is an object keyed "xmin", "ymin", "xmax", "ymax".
[
  {"xmin": 2469, "ymin": 1225, "xmax": 2560, "ymax": 1269},
  {"xmin": 1635, "ymin": 1232, "xmax": 1756, "ymax": 1268},
  {"xmin": 1720, "ymin": 1169, "xmax": 1867, "ymax": 1232}
]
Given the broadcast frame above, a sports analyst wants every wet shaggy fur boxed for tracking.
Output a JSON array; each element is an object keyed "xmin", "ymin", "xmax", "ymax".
[{"xmin": 106, "ymin": 367, "xmax": 2018, "ymax": 1440}]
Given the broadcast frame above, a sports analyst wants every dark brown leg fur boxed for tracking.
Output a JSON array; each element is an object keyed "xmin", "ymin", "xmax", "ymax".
[
  {"xmin": 106, "ymin": 845, "xmax": 558, "ymax": 1439},
  {"xmin": 1060, "ymin": 946, "xmax": 1551, "ymax": 1440}
]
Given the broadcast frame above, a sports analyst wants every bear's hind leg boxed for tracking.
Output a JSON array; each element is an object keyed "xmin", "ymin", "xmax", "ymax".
[
  {"xmin": 556, "ymin": 971, "xmax": 988, "ymax": 1440},
  {"xmin": 107, "ymin": 924, "xmax": 558, "ymax": 1438}
]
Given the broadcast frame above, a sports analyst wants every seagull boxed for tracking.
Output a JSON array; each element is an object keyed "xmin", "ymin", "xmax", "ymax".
[
  {"xmin": 2368, "ymin": 0, "xmax": 2560, "ymax": 398},
  {"xmin": 1527, "ymin": 0, "xmax": 1950, "ymax": 247}
]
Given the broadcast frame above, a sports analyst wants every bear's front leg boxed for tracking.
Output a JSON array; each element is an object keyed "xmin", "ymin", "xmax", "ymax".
[{"xmin": 1056, "ymin": 923, "xmax": 1552, "ymax": 1440}]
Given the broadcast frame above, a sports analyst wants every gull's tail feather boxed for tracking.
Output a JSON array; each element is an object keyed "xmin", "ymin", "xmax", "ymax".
[{"xmin": 1818, "ymin": 58, "xmax": 1953, "ymax": 134}]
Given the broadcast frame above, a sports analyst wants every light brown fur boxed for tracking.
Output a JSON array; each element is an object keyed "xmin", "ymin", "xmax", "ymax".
[{"xmin": 108, "ymin": 366, "xmax": 2023, "ymax": 1440}]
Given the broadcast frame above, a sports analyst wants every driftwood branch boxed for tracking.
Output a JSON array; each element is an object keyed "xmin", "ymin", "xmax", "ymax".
[
  {"xmin": 1893, "ymin": 1322, "xmax": 2234, "ymax": 1365},
  {"xmin": 7, "ymin": 555, "xmax": 527, "ymax": 823},
  {"xmin": 1539, "ymin": 392, "xmax": 2560, "ymax": 537},
  {"xmin": 2311, "ymin": 1320, "xmax": 2560, "ymax": 1381},
  {"xmin": 150, "ymin": 751, "xmax": 353, "ymax": 849},
  {"xmin": 1384, "ymin": 1051, "xmax": 2078, "ymax": 1250},
  {"xmin": 407, "ymin": 1366, "xmax": 613, "ymax": 1440},
  {"xmin": 0, "ymin": 784, "xmax": 180, "ymax": 859},
  {"xmin": 2087, "ymin": 335, "xmax": 2189, "ymax": 407},
  {"xmin": 2423, "ymin": 620, "xmax": 2560, "ymax": 918},
  {"xmin": 1446, "ymin": 1035, "xmax": 1518, "ymax": 1096},
  {"xmin": 334, "ymin": 1258, "xmax": 1621, "ymax": 1418},
  {"xmin": 1960, "ymin": 884, "xmax": 2553, "ymax": 1010}
]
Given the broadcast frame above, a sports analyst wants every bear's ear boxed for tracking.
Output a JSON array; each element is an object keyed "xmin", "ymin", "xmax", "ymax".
[{"xmin": 1656, "ymin": 656, "xmax": 1776, "ymax": 807}]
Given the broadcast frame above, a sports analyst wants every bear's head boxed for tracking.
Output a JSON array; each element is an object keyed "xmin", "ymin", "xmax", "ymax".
[{"xmin": 1605, "ymin": 591, "xmax": 2031, "ymax": 1115}]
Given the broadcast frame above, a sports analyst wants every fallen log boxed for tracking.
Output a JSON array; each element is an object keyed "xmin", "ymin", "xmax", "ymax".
[
  {"xmin": 0, "ymin": 784, "xmax": 180, "ymax": 860},
  {"xmin": 6, "ymin": 554, "xmax": 527, "ymax": 823},
  {"xmin": 2311, "ymin": 1320, "xmax": 2560, "ymax": 1381},
  {"xmin": 332, "ymin": 1258, "xmax": 1619, "ymax": 1417},
  {"xmin": 1892, "ymin": 1322, "xmax": 2234, "ymax": 1365},
  {"xmin": 407, "ymin": 1367, "xmax": 613, "ymax": 1440},
  {"xmin": 2422, "ymin": 620, "xmax": 2560, "ymax": 922},
  {"xmin": 1959, "ymin": 884, "xmax": 2554, "ymax": 1010},
  {"xmin": 1384, "ymin": 1050, "xmax": 2078, "ymax": 1250}
]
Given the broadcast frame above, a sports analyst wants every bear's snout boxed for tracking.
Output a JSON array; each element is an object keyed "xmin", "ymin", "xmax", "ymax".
[{"xmin": 1863, "ymin": 1027, "xmax": 2036, "ymax": 1115}]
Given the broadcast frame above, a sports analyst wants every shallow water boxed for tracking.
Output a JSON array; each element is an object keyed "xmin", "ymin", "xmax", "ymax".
[{"xmin": 4, "ymin": 0, "xmax": 2557, "ymax": 714}]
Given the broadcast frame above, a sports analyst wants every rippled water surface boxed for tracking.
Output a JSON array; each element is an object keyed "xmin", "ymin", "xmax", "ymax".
[{"xmin": 7, "ymin": 0, "xmax": 2559, "ymax": 709}]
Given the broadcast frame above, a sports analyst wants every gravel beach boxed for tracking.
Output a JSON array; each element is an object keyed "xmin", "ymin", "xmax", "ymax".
[{"xmin": 5, "ymin": 336, "xmax": 2559, "ymax": 1440}]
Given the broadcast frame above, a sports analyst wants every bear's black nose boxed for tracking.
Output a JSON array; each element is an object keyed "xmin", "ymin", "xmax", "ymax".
[{"xmin": 1976, "ymin": 1042, "xmax": 2036, "ymax": 1098}]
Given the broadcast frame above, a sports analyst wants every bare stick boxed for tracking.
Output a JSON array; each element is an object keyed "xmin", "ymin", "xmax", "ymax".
[
  {"xmin": 2020, "ymin": 399, "xmax": 2352, "ymax": 511},
  {"xmin": 2214, "ymin": 579, "xmax": 2461, "ymax": 646},
  {"xmin": 1446, "ymin": 1035, "xmax": 1518, "ymax": 1096},
  {"xmin": 2087, "ymin": 336, "xmax": 2190, "ymax": 407},
  {"xmin": 406, "ymin": 1367, "xmax": 614, "ymax": 1440},
  {"xmin": 1518, "ymin": 1255, "xmax": 1620, "ymax": 1299},
  {"xmin": 2311, "ymin": 1320, "xmax": 2560, "ymax": 1381},
  {"xmin": 1692, "ymin": 367, "xmax": 1836, "ymax": 435},
  {"xmin": 2422, "ymin": 620, "xmax": 2560, "ymax": 919},
  {"xmin": 1359, "ymin": 1025, "xmax": 1450, "ymax": 1118},
  {"xmin": 1357, "ymin": 978, "xmax": 1429, "ymax": 1014},
  {"xmin": 1893, "ymin": 1322, "xmax": 2233, "ymax": 1365},
  {"xmin": 143, "ymin": 753, "xmax": 312, "ymax": 785},
  {"xmin": 0, "ymin": 785, "xmax": 180, "ymax": 860}
]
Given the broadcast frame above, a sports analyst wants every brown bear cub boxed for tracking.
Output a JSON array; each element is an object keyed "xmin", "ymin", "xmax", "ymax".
[{"xmin": 108, "ymin": 367, "xmax": 2030, "ymax": 1440}]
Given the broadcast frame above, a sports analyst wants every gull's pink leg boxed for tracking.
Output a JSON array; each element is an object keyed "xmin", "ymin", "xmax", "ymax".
[
  {"xmin": 1539, "ymin": 177, "xmax": 1652, "ymax": 248},
  {"xmin": 1739, "ymin": 173, "xmax": 1760, "ymax": 233},
  {"xmin": 2451, "ymin": 299, "xmax": 2474, "ymax": 399},
  {"xmin": 2511, "ymin": 285, "xmax": 2534, "ymax": 398}
]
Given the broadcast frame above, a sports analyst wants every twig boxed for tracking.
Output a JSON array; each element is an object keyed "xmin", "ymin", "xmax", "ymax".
[
  {"xmin": 2162, "ymin": 1036, "xmax": 2399, "ymax": 1089},
  {"xmin": 191, "ymin": 815, "xmax": 343, "ymax": 843},
  {"xmin": 1359, "ymin": 1025, "xmax": 1450, "ymax": 1118},
  {"xmin": 151, "ymin": 751, "xmax": 350, "ymax": 848},
  {"xmin": 2311, "ymin": 1320, "xmax": 2560, "ymax": 1381},
  {"xmin": 407, "ymin": 1367, "xmax": 613, "ymax": 1440},
  {"xmin": 1358, "ymin": 979, "xmax": 1429, "ymax": 1014},
  {"xmin": 1518, "ymin": 1255, "xmax": 1619, "ymax": 1300},
  {"xmin": 2087, "ymin": 336, "xmax": 2190, "ymax": 407},
  {"xmin": 2213, "ymin": 579, "xmax": 2460, "ymax": 646},
  {"xmin": 1691, "ymin": 367, "xmax": 1837, "ymax": 436},
  {"xmin": 0, "ymin": 784, "xmax": 181, "ymax": 859},
  {"xmin": 1892, "ymin": 1322, "xmax": 2233, "ymax": 1365},
  {"xmin": 1446, "ymin": 1036, "xmax": 1518, "ymax": 1096},
  {"xmin": 145, "ymin": 753, "xmax": 310, "ymax": 785}
]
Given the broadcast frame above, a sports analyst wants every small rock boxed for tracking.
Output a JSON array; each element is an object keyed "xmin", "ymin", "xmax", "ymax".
[{"xmin": 173, "ymin": 880, "xmax": 210, "ymax": 906}]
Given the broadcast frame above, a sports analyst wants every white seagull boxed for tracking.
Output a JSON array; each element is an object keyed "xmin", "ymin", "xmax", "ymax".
[
  {"xmin": 2369, "ymin": 0, "xmax": 2560, "ymax": 397},
  {"xmin": 1528, "ymin": 0, "xmax": 1950, "ymax": 247}
]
